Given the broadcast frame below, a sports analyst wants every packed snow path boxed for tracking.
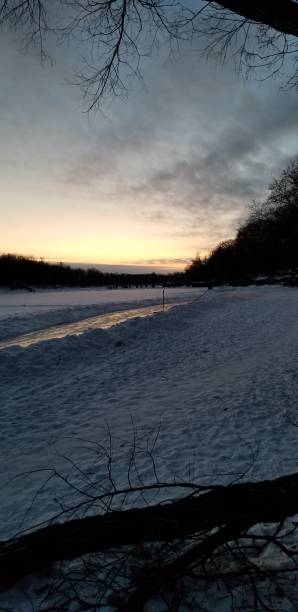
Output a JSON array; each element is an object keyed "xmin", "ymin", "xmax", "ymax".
[
  {"xmin": 0, "ymin": 302, "xmax": 181, "ymax": 349},
  {"xmin": 1, "ymin": 286, "xmax": 298, "ymax": 538}
]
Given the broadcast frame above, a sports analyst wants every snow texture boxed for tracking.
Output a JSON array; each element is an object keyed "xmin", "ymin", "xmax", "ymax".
[{"xmin": 1, "ymin": 285, "xmax": 298, "ymax": 609}]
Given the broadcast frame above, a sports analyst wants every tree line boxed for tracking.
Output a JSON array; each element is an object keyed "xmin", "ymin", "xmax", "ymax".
[
  {"xmin": 3, "ymin": 158, "xmax": 298, "ymax": 289},
  {"xmin": 0, "ymin": 254, "xmax": 185, "ymax": 288},
  {"xmin": 186, "ymin": 158, "xmax": 298, "ymax": 284}
]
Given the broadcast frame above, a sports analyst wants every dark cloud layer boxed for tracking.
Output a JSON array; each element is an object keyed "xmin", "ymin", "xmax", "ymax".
[
  {"xmin": 64, "ymin": 51, "xmax": 298, "ymax": 253},
  {"xmin": 1, "ymin": 31, "xmax": 297, "ymax": 263}
]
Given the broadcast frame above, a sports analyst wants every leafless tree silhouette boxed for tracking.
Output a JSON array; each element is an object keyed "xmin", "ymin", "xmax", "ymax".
[{"xmin": 0, "ymin": 1, "xmax": 298, "ymax": 107}]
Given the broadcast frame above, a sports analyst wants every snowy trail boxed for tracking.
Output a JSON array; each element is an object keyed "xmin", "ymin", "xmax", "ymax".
[
  {"xmin": 1, "ymin": 286, "xmax": 298, "ymax": 539},
  {"xmin": 0, "ymin": 286, "xmax": 199, "ymax": 340},
  {"xmin": 0, "ymin": 302, "xmax": 181, "ymax": 349}
]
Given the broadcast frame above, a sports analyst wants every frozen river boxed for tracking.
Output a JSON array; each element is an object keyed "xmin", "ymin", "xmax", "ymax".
[
  {"xmin": 0, "ymin": 301, "xmax": 185, "ymax": 349},
  {"xmin": 0, "ymin": 286, "xmax": 200, "ymax": 317},
  {"xmin": 0, "ymin": 285, "xmax": 202, "ymax": 341}
]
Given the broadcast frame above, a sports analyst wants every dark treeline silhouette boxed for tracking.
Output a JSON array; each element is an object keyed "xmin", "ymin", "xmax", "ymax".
[
  {"xmin": 5, "ymin": 159, "xmax": 297, "ymax": 290},
  {"xmin": 0, "ymin": 254, "xmax": 185, "ymax": 288},
  {"xmin": 186, "ymin": 158, "xmax": 298, "ymax": 285}
]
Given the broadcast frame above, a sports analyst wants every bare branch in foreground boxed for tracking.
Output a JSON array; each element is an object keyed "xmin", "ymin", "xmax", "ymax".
[
  {"xmin": 1, "ymin": 470, "xmax": 298, "ymax": 605},
  {"xmin": 1, "ymin": 1, "xmax": 298, "ymax": 107}
]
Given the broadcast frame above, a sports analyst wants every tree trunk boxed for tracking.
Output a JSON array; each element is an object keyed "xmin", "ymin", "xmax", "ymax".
[
  {"xmin": 1, "ymin": 471, "xmax": 298, "ymax": 589},
  {"xmin": 214, "ymin": 0, "xmax": 298, "ymax": 37}
]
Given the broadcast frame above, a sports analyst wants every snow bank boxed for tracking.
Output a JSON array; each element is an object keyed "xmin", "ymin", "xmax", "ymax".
[{"xmin": 0, "ymin": 286, "xmax": 199, "ymax": 340}]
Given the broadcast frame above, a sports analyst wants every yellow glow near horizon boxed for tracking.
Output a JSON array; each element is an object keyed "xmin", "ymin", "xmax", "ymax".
[
  {"xmin": 1, "ymin": 29, "xmax": 296, "ymax": 280},
  {"xmin": 1, "ymin": 208, "xmax": 197, "ymax": 270}
]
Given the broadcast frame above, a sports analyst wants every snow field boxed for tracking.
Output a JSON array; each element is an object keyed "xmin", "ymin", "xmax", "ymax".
[
  {"xmin": 0, "ymin": 286, "xmax": 198, "ymax": 337},
  {"xmin": 1, "ymin": 285, "xmax": 298, "ymax": 543}
]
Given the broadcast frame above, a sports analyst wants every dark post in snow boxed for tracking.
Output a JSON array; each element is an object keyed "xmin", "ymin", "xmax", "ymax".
[{"xmin": 162, "ymin": 289, "xmax": 165, "ymax": 312}]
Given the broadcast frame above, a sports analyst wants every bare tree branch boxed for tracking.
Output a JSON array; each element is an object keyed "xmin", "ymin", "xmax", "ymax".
[
  {"xmin": 213, "ymin": 1, "xmax": 298, "ymax": 38},
  {"xmin": 1, "ymin": 471, "xmax": 298, "ymax": 591},
  {"xmin": 1, "ymin": 0, "xmax": 298, "ymax": 106}
]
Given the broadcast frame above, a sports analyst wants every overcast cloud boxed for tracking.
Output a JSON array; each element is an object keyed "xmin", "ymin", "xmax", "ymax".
[{"xmin": 0, "ymin": 28, "xmax": 297, "ymax": 266}]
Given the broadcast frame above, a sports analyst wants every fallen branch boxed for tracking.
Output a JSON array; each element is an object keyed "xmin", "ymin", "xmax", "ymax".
[{"xmin": 1, "ymin": 471, "xmax": 298, "ymax": 591}]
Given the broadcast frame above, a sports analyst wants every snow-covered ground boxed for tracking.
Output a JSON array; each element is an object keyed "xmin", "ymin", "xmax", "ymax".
[
  {"xmin": 1, "ymin": 285, "xmax": 298, "ymax": 610},
  {"xmin": 0, "ymin": 286, "xmax": 198, "ymax": 340}
]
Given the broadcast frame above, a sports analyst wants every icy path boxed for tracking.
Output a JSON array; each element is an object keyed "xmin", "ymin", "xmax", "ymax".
[
  {"xmin": 0, "ymin": 286, "xmax": 199, "ymax": 340},
  {"xmin": 1, "ymin": 286, "xmax": 298, "ymax": 538},
  {"xmin": 0, "ymin": 302, "xmax": 181, "ymax": 349}
]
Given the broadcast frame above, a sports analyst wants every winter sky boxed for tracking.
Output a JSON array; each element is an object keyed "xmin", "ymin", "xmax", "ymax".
[{"xmin": 1, "ymin": 19, "xmax": 297, "ymax": 272}]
